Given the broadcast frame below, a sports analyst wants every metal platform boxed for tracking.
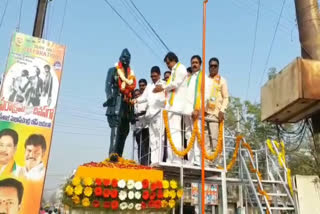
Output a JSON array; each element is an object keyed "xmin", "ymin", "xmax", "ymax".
[{"xmin": 151, "ymin": 162, "xmax": 223, "ymax": 181}]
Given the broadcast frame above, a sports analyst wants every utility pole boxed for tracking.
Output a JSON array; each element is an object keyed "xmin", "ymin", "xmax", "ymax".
[
  {"xmin": 294, "ymin": 0, "xmax": 320, "ymax": 176},
  {"xmin": 33, "ymin": 0, "xmax": 49, "ymax": 38}
]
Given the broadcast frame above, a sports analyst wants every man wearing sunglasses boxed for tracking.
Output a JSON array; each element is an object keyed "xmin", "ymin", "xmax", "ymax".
[{"xmin": 205, "ymin": 57, "xmax": 229, "ymax": 166}]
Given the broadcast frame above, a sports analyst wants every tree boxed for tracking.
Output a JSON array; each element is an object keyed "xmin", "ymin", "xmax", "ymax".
[{"xmin": 225, "ymin": 97, "xmax": 319, "ymax": 176}]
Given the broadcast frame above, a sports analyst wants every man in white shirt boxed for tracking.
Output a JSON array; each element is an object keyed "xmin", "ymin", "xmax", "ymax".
[
  {"xmin": 136, "ymin": 66, "xmax": 166, "ymax": 164},
  {"xmin": 153, "ymin": 52, "xmax": 188, "ymax": 164},
  {"xmin": 184, "ymin": 55, "xmax": 203, "ymax": 166},
  {"xmin": 22, "ymin": 134, "xmax": 46, "ymax": 180},
  {"xmin": 133, "ymin": 85, "xmax": 149, "ymax": 166}
]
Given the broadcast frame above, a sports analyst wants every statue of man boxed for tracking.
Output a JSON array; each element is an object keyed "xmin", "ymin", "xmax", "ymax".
[{"xmin": 103, "ymin": 49, "xmax": 136, "ymax": 156}]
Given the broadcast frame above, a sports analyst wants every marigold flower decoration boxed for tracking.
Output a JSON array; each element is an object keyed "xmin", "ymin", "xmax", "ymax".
[
  {"xmin": 84, "ymin": 187, "xmax": 93, "ymax": 197},
  {"xmin": 83, "ymin": 177, "xmax": 93, "ymax": 186},
  {"xmin": 161, "ymin": 200, "xmax": 168, "ymax": 208},
  {"xmin": 72, "ymin": 195, "xmax": 80, "ymax": 205},
  {"xmin": 162, "ymin": 180, "xmax": 169, "ymax": 189},
  {"xmin": 177, "ymin": 189, "xmax": 183, "ymax": 198},
  {"xmin": 74, "ymin": 185, "xmax": 83, "ymax": 195},
  {"xmin": 81, "ymin": 197, "xmax": 90, "ymax": 207},
  {"xmin": 170, "ymin": 180, "xmax": 177, "ymax": 189},
  {"xmin": 65, "ymin": 185, "xmax": 73, "ymax": 196},
  {"xmin": 169, "ymin": 199, "xmax": 176, "ymax": 208},
  {"xmin": 169, "ymin": 190, "xmax": 176, "ymax": 199},
  {"xmin": 163, "ymin": 189, "xmax": 170, "ymax": 198},
  {"xmin": 72, "ymin": 177, "xmax": 81, "ymax": 186}
]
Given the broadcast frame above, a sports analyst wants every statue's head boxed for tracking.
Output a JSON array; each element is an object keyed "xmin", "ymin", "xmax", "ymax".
[{"xmin": 119, "ymin": 48, "xmax": 131, "ymax": 66}]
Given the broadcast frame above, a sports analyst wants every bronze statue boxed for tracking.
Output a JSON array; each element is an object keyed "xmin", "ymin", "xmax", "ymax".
[{"xmin": 103, "ymin": 49, "xmax": 136, "ymax": 156}]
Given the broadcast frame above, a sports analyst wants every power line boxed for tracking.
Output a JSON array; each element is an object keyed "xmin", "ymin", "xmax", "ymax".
[
  {"xmin": 256, "ymin": 0, "xmax": 287, "ymax": 101},
  {"xmin": 102, "ymin": 0, "xmax": 162, "ymax": 61},
  {"xmin": 245, "ymin": 0, "xmax": 261, "ymax": 100},
  {"xmin": 0, "ymin": 0, "xmax": 9, "ymax": 30},
  {"xmin": 128, "ymin": 0, "xmax": 170, "ymax": 52},
  {"xmin": 58, "ymin": 0, "xmax": 68, "ymax": 43},
  {"xmin": 16, "ymin": 0, "xmax": 24, "ymax": 31},
  {"xmin": 119, "ymin": 0, "xmax": 166, "ymax": 54}
]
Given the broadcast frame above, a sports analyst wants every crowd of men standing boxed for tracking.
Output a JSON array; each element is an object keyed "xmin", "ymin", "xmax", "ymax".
[{"xmin": 132, "ymin": 52, "xmax": 229, "ymax": 167}]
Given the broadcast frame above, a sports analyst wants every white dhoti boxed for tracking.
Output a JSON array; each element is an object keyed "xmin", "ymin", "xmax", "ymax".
[
  {"xmin": 166, "ymin": 112, "xmax": 183, "ymax": 164},
  {"xmin": 184, "ymin": 116, "xmax": 201, "ymax": 165},
  {"xmin": 149, "ymin": 113, "xmax": 163, "ymax": 164}
]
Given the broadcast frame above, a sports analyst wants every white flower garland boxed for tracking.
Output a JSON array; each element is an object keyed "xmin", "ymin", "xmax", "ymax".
[
  {"xmin": 128, "ymin": 191, "xmax": 135, "ymax": 200},
  {"xmin": 115, "ymin": 62, "xmax": 135, "ymax": 90},
  {"xmin": 128, "ymin": 203, "xmax": 134, "ymax": 210},
  {"xmin": 119, "ymin": 190, "xmax": 127, "ymax": 201},
  {"xmin": 120, "ymin": 202, "xmax": 128, "ymax": 210},
  {"xmin": 135, "ymin": 191, "xmax": 141, "ymax": 200},
  {"xmin": 135, "ymin": 203, "xmax": 142, "ymax": 211},
  {"xmin": 127, "ymin": 180, "xmax": 135, "ymax": 190},
  {"xmin": 134, "ymin": 181, "xmax": 142, "ymax": 190},
  {"xmin": 118, "ymin": 179, "xmax": 126, "ymax": 189}
]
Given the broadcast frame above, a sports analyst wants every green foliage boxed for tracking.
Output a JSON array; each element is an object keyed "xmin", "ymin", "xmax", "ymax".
[{"xmin": 225, "ymin": 97, "xmax": 277, "ymax": 149}]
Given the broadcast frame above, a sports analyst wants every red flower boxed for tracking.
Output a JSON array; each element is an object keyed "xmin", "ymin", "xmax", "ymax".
[
  {"xmin": 142, "ymin": 190, "xmax": 149, "ymax": 200},
  {"xmin": 103, "ymin": 189, "xmax": 111, "ymax": 198},
  {"xmin": 150, "ymin": 191, "xmax": 156, "ymax": 200},
  {"xmin": 103, "ymin": 201, "xmax": 111, "ymax": 209},
  {"xmin": 92, "ymin": 200, "xmax": 100, "ymax": 208},
  {"xmin": 111, "ymin": 200, "xmax": 119, "ymax": 210},
  {"xmin": 111, "ymin": 189, "xmax": 118, "ymax": 199},
  {"xmin": 157, "ymin": 181, "xmax": 163, "ymax": 189},
  {"xmin": 118, "ymin": 61, "xmax": 123, "ymax": 69},
  {"xmin": 151, "ymin": 182, "xmax": 157, "ymax": 191},
  {"xmin": 141, "ymin": 201, "xmax": 147, "ymax": 209},
  {"xmin": 94, "ymin": 187, "xmax": 103, "ymax": 196},
  {"xmin": 155, "ymin": 200, "xmax": 161, "ymax": 209},
  {"xmin": 157, "ymin": 189, "xmax": 163, "ymax": 199},
  {"xmin": 95, "ymin": 178, "xmax": 102, "ymax": 186},
  {"xmin": 103, "ymin": 179, "xmax": 111, "ymax": 187},
  {"xmin": 142, "ymin": 179, "xmax": 149, "ymax": 189},
  {"xmin": 111, "ymin": 179, "xmax": 118, "ymax": 188},
  {"xmin": 148, "ymin": 200, "xmax": 154, "ymax": 208}
]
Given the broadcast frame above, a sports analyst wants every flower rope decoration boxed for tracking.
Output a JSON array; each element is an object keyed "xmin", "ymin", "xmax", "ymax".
[
  {"xmin": 163, "ymin": 110, "xmax": 197, "ymax": 157},
  {"xmin": 195, "ymin": 120, "xmax": 224, "ymax": 161},
  {"xmin": 266, "ymin": 139, "xmax": 294, "ymax": 195},
  {"xmin": 115, "ymin": 62, "xmax": 136, "ymax": 103}
]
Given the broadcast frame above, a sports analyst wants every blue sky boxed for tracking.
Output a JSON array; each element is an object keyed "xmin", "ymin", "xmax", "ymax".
[{"xmin": 0, "ymin": 0, "xmax": 301, "ymax": 197}]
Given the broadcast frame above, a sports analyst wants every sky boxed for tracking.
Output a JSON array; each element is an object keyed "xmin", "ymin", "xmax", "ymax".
[{"xmin": 0, "ymin": 0, "xmax": 302, "ymax": 199}]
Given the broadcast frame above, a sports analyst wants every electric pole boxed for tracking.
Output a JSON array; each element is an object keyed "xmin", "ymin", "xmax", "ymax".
[
  {"xmin": 294, "ymin": 0, "xmax": 320, "ymax": 176},
  {"xmin": 33, "ymin": 0, "xmax": 49, "ymax": 38}
]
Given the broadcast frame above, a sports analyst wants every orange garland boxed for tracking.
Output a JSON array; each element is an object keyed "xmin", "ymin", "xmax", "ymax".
[
  {"xmin": 195, "ymin": 120, "xmax": 224, "ymax": 161},
  {"xmin": 163, "ymin": 110, "xmax": 197, "ymax": 157}
]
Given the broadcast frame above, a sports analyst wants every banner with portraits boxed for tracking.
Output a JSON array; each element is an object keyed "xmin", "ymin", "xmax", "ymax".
[{"xmin": 0, "ymin": 32, "xmax": 65, "ymax": 214}]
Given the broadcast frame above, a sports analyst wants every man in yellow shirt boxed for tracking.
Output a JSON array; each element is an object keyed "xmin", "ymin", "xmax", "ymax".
[{"xmin": 205, "ymin": 57, "xmax": 229, "ymax": 165}]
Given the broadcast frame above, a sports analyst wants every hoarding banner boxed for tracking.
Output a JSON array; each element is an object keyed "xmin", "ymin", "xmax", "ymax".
[{"xmin": 0, "ymin": 32, "xmax": 65, "ymax": 214}]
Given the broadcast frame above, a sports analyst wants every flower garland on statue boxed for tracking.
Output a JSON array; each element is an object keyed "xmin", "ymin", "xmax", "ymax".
[
  {"xmin": 266, "ymin": 139, "xmax": 293, "ymax": 195},
  {"xmin": 115, "ymin": 62, "xmax": 136, "ymax": 103},
  {"xmin": 163, "ymin": 110, "xmax": 197, "ymax": 157}
]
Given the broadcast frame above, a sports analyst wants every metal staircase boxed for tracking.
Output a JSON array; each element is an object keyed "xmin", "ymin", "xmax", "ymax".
[{"xmin": 239, "ymin": 139, "xmax": 296, "ymax": 213}]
